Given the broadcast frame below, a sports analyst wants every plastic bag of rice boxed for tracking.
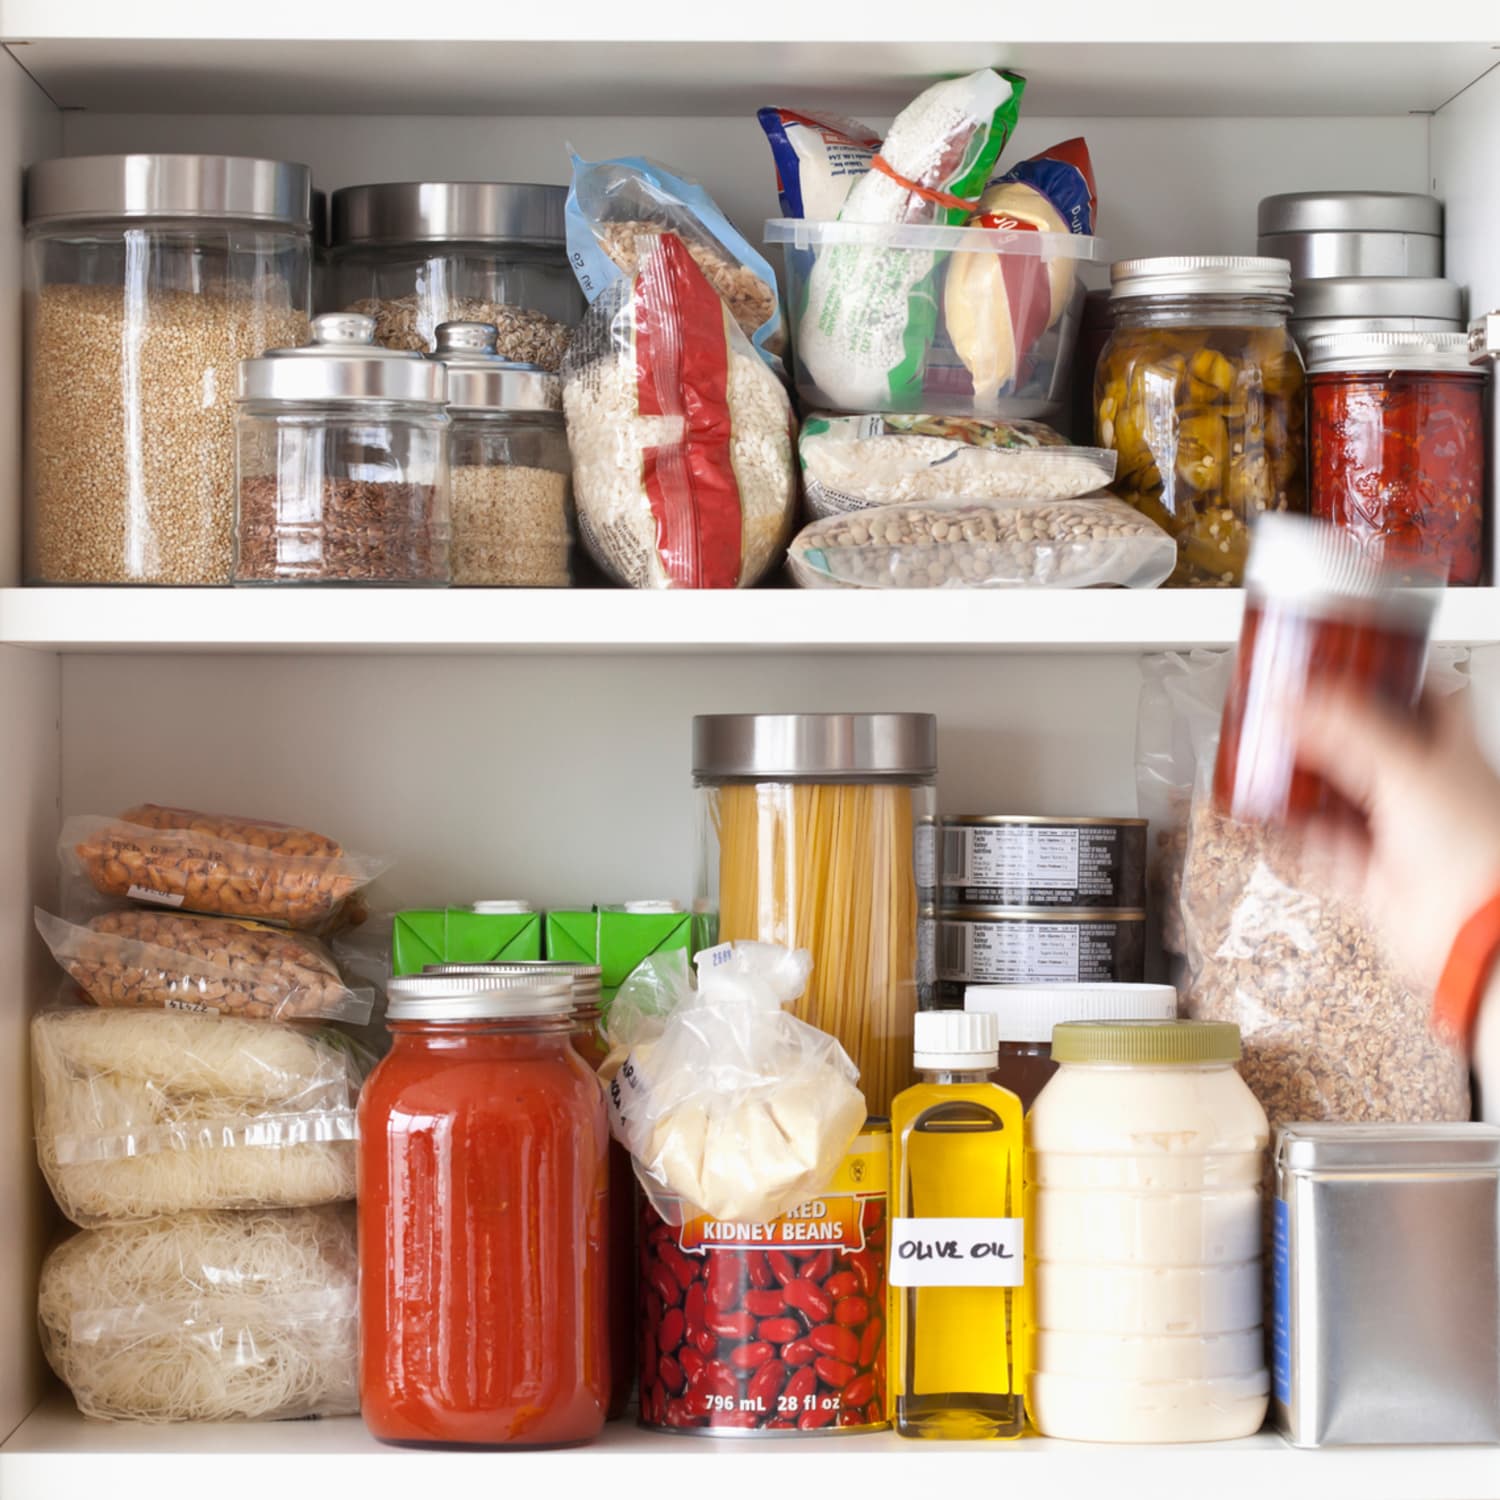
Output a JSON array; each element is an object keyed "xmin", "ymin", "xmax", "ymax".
[
  {"xmin": 562, "ymin": 232, "xmax": 797, "ymax": 589},
  {"xmin": 799, "ymin": 413, "xmax": 1117, "ymax": 518}
]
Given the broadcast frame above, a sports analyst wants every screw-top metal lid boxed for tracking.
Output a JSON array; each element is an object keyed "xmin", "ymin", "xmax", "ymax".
[
  {"xmin": 1110, "ymin": 256, "xmax": 1291, "ymax": 301},
  {"xmin": 1292, "ymin": 276, "xmax": 1461, "ymax": 322},
  {"xmin": 1304, "ymin": 328, "xmax": 1481, "ymax": 375},
  {"xmin": 1051, "ymin": 1018, "xmax": 1241, "ymax": 1066},
  {"xmin": 914, "ymin": 1010, "xmax": 1000, "ymax": 1070},
  {"xmin": 386, "ymin": 971, "xmax": 574, "ymax": 1021},
  {"xmin": 469, "ymin": 899, "xmax": 533, "ymax": 914},
  {"xmin": 1277, "ymin": 1122, "xmax": 1500, "ymax": 1174},
  {"xmin": 421, "ymin": 960, "xmax": 602, "ymax": 1004},
  {"xmin": 25, "ymin": 153, "xmax": 312, "ymax": 230},
  {"xmin": 429, "ymin": 322, "xmax": 561, "ymax": 413},
  {"xmin": 331, "ymin": 181, "xmax": 567, "ymax": 248},
  {"xmin": 964, "ymin": 983, "xmax": 1178, "ymax": 1044},
  {"xmin": 693, "ymin": 713, "xmax": 937, "ymax": 781},
  {"xmin": 238, "ymin": 312, "xmax": 447, "ymax": 404},
  {"xmin": 1258, "ymin": 190, "xmax": 1442, "ymax": 238},
  {"xmin": 1246, "ymin": 512, "xmax": 1448, "ymax": 604}
]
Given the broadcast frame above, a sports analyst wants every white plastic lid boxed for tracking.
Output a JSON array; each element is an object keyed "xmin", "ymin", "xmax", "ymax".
[
  {"xmin": 914, "ymin": 1010, "xmax": 1000, "ymax": 1070},
  {"xmin": 964, "ymin": 982, "xmax": 1179, "ymax": 1044},
  {"xmin": 618, "ymin": 900, "xmax": 685, "ymax": 915},
  {"xmin": 470, "ymin": 900, "xmax": 533, "ymax": 914}
]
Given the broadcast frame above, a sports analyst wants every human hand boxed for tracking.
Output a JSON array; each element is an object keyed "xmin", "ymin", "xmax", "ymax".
[{"xmin": 1295, "ymin": 684, "xmax": 1500, "ymax": 992}]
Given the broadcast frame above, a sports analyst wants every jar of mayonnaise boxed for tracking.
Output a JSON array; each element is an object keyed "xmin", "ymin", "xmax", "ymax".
[{"xmin": 1026, "ymin": 1019, "xmax": 1270, "ymax": 1443}]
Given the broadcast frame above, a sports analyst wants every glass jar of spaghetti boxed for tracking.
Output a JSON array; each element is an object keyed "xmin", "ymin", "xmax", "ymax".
[
  {"xmin": 693, "ymin": 713, "xmax": 937, "ymax": 1117},
  {"xmin": 358, "ymin": 972, "xmax": 608, "ymax": 1447},
  {"xmin": 1307, "ymin": 330, "xmax": 1486, "ymax": 585},
  {"xmin": 1212, "ymin": 514, "xmax": 1437, "ymax": 827}
]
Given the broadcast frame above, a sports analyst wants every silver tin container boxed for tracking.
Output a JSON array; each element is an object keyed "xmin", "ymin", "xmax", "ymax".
[
  {"xmin": 1273, "ymin": 1122, "xmax": 1500, "ymax": 1447},
  {"xmin": 1289, "ymin": 275, "xmax": 1462, "ymax": 350},
  {"xmin": 1258, "ymin": 192, "xmax": 1443, "ymax": 280},
  {"xmin": 939, "ymin": 814, "xmax": 1146, "ymax": 909}
]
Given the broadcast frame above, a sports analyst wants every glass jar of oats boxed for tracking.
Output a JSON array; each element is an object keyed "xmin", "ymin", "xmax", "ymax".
[
  {"xmin": 431, "ymin": 322, "xmax": 575, "ymax": 587},
  {"xmin": 24, "ymin": 154, "xmax": 312, "ymax": 585}
]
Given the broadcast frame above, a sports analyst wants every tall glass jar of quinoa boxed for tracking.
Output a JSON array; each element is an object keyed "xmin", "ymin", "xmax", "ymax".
[{"xmin": 1095, "ymin": 257, "xmax": 1306, "ymax": 587}]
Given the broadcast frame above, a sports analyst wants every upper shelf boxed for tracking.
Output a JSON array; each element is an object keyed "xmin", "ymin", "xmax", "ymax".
[{"xmin": 2, "ymin": 586, "xmax": 1496, "ymax": 655}]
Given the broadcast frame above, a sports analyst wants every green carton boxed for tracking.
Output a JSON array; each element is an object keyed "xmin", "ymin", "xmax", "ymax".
[
  {"xmin": 545, "ymin": 905, "xmax": 693, "ymax": 999},
  {"xmin": 392, "ymin": 905, "xmax": 543, "ymax": 977}
]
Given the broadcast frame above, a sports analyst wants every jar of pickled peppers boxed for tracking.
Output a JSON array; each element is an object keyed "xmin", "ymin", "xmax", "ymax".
[
  {"xmin": 1307, "ymin": 330, "xmax": 1486, "ymax": 585},
  {"xmin": 1095, "ymin": 257, "xmax": 1307, "ymax": 587}
]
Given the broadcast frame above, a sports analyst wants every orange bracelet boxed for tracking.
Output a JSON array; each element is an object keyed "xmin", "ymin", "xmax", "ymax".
[{"xmin": 1432, "ymin": 888, "xmax": 1500, "ymax": 1046}]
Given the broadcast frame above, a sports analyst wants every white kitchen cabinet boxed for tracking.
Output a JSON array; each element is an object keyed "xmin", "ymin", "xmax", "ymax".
[{"xmin": 2, "ymin": 8, "xmax": 1500, "ymax": 1493}]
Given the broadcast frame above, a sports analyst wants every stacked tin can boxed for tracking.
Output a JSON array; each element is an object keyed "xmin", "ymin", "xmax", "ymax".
[{"xmin": 935, "ymin": 815, "xmax": 1147, "ymax": 1004}]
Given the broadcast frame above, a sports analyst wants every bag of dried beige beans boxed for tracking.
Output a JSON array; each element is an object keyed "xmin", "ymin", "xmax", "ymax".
[{"xmin": 36, "ymin": 908, "xmax": 373, "ymax": 1023}]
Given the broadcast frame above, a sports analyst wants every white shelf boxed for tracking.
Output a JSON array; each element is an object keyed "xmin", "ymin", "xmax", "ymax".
[
  {"xmin": 4, "ymin": 1397, "xmax": 1500, "ymax": 1500},
  {"xmin": 1, "ymin": 586, "xmax": 1496, "ymax": 656}
]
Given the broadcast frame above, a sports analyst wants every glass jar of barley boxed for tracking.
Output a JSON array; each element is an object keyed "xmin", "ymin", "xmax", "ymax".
[{"xmin": 24, "ymin": 154, "xmax": 312, "ymax": 585}]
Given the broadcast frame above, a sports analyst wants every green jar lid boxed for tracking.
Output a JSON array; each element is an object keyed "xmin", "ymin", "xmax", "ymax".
[{"xmin": 1051, "ymin": 1018, "xmax": 1241, "ymax": 1066}]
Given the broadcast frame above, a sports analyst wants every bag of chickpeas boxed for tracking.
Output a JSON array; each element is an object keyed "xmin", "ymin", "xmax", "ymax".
[{"xmin": 786, "ymin": 492, "xmax": 1176, "ymax": 589}]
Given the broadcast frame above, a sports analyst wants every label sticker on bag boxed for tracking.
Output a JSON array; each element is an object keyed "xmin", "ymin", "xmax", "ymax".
[
  {"xmin": 127, "ymin": 885, "xmax": 185, "ymax": 908},
  {"xmin": 889, "ymin": 1217, "xmax": 1024, "ymax": 1287}
]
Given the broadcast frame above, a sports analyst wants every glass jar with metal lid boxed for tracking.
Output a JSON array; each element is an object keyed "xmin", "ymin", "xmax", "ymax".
[
  {"xmin": 234, "ymin": 311, "xmax": 450, "ymax": 584},
  {"xmin": 24, "ymin": 153, "xmax": 312, "ymax": 585},
  {"xmin": 1307, "ymin": 329, "xmax": 1486, "ymax": 585},
  {"xmin": 429, "ymin": 321, "xmax": 574, "ymax": 586},
  {"xmin": 329, "ymin": 182, "xmax": 581, "ymax": 368},
  {"xmin": 359, "ymin": 971, "xmax": 609, "ymax": 1446},
  {"xmin": 693, "ymin": 711, "xmax": 938, "ymax": 1115},
  {"xmin": 1095, "ymin": 256, "xmax": 1307, "ymax": 587}
]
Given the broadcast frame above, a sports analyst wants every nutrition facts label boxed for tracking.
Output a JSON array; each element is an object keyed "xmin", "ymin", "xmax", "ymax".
[
  {"xmin": 939, "ymin": 916, "xmax": 1133, "ymax": 989},
  {"xmin": 940, "ymin": 822, "xmax": 1141, "ymax": 907}
]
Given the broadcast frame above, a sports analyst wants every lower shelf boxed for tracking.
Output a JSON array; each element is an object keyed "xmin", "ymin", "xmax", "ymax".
[{"xmin": 5, "ymin": 1394, "xmax": 1500, "ymax": 1500}]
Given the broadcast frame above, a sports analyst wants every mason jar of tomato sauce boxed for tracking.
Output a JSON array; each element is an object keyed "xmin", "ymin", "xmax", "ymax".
[
  {"xmin": 1307, "ymin": 329, "xmax": 1486, "ymax": 585},
  {"xmin": 359, "ymin": 971, "xmax": 608, "ymax": 1447},
  {"xmin": 1213, "ymin": 513, "xmax": 1437, "ymax": 826}
]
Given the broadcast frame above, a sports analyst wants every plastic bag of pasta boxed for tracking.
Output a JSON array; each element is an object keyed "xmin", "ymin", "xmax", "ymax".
[
  {"xmin": 32, "ymin": 1005, "xmax": 364, "ymax": 1226},
  {"xmin": 39, "ymin": 1205, "xmax": 358, "ymax": 1423},
  {"xmin": 601, "ymin": 943, "xmax": 866, "ymax": 1225}
]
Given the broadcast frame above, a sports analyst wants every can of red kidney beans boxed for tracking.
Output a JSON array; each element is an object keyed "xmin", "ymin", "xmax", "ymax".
[{"xmin": 638, "ymin": 1123, "xmax": 889, "ymax": 1435}]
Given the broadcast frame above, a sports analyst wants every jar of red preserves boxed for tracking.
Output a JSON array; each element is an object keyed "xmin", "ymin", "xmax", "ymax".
[
  {"xmin": 359, "ymin": 971, "xmax": 608, "ymax": 1447},
  {"xmin": 1213, "ymin": 513, "xmax": 1437, "ymax": 826},
  {"xmin": 1308, "ymin": 330, "xmax": 1487, "ymax": 585}
]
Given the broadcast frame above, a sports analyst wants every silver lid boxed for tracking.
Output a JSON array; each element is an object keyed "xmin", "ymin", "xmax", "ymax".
[
  {"xmin": 1304, "ymin": 329, "xmax": 1480, "ymax": 375},
  {"xmin": 238, "ymin": 312, "xmax": 447, "ymax": 404},
  {"xmin": 26, "ymin": 153, "xmax": 311, "ymax": 230},
  {"xmin": 387, "ymin": 971, "xmax": 574, "ymax": 1021},
  {"xmin": 430, "ymin": 322, "xmax": 561, "ymax": 413},
  {"xmin": 1292, "ymin": 275, "xmax": 1461, "ymax": 322},
  {"xmin": 331, "ymin": 181, "xmax": 566, "ymax": 248},
  {"xmin": 1277, "ymin": 1122, "xmax": 1500, "ymax": 1174},
  {"xmin": 692, "ymin": 713, "xmax": 937, "ymax": 781},
  {"xmin": 421, "ymin": 961, "xmax": 602, "ymax": 1003},
  {"xmin": 1110, "ymin": 256, "xmax": 1291, "ymax": 301},
  {"xmin": 1246, "ymin": 513, "xmax": 1446, "ymax": 607},
  {"xmin": 1258, "ymin": 191, "xmax": 1442, "ymax": 237}
]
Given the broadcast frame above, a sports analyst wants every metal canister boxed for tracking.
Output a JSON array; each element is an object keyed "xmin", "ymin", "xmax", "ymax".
[
  {"xmin": 638, "ymin": 1123, "xmax": 889, "ymax": 1435},
  {"xmin": 939, "ymin": 814, "xmax": 1146, "ymax": 909},
  {"xmin": 1257, "ymin": 191, "xmax": 1443, "ymax": 279},
  {"xmin": 1273, "ymin": 1123, "xmax": 1500, "ymax": 1447},
  {"xmin": 937, "ymin": 907, "xmax": 1146, "ymax": 1003}
]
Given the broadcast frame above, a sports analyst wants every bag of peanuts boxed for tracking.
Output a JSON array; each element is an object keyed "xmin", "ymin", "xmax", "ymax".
[
  {"xmin": 35, "ymin": 908, "xmax": 374, "ymax": 1024},
  {"xmin": 787, "ymin": 492, "xmax": 1176, "ymax": 589},
  {"xmin": 63, "ymin": 805, "xmax": 387, "ymax": 932}
]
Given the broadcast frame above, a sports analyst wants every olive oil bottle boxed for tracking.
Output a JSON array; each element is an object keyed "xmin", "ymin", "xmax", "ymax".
[{"xmin": 889, "ymin": 1011, "xmax": 1025, "ymax": 1440}]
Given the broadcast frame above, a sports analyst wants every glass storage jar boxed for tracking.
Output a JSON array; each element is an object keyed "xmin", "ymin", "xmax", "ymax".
[
  {"xmin": 1096, "ymin": 256, "xmax": 1307, "ymax": 588},
  {"xmin": 1307, "ymin": 330, "xmax": 1486, "ymax": 585},
  {"xmin": 1213, "ymin": 513, "xmax": 1436, "ymax": 827},
  {"xmin": 330, "ymin": 182, "xmax": 581, "ymax": 368},
  {"xmin": 359, "ymin": 972, "xmax": 608, "ymax": 1447},
  {"xmin": 693, "ymin": 712, "xmax": 938, "ymax": 1117},
  {"xmin": 234, "ymin": 312, "xmax": 450, "ymax": 584},
  {"xmin": 1027, "ymin": 1019, "xmax": 1270, "ymax": 1443},
  {"xmin": 429, "ymin": 322, "xmax": 574, "ymax": 586},
  {"xmin": 24, "ymin": 153, "xmax": 312, "ymax": 585}
]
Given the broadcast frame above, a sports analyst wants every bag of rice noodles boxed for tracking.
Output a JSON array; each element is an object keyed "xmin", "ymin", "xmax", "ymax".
[
  {"xmin": 32, "ymin": 1006, "xmax": 363, "ymax": 1226},
  {"xmin": 39, "ymin": 1206, "xmax": 358, "ymax": 1422}
]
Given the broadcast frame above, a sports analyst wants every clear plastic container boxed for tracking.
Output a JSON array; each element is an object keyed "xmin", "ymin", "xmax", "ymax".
[
  {"xmin": 430, "ymin": 322, "xmax": 574, "ymax": 586},
  {"xmin": 234, "ymin": 312, "xmax": 450, "ymax": 585},
  {"xmin": 329, "ymin": 182, "xmax": 582, "ymax": 369},
  {"xmin": 1026, "ymin": 1019, "xmax": 1270, "ymax": 1444},
  {"xmin": 766, "ymin": 220, "xmax": 1105, "ymax": 422},
  {"xmin": 24, "ymin": 153, "xmax": 312, "ymax": 585},
  {"xmin": 693, "ymin": 712, "xmax": 937, "ymax": 1117}
]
